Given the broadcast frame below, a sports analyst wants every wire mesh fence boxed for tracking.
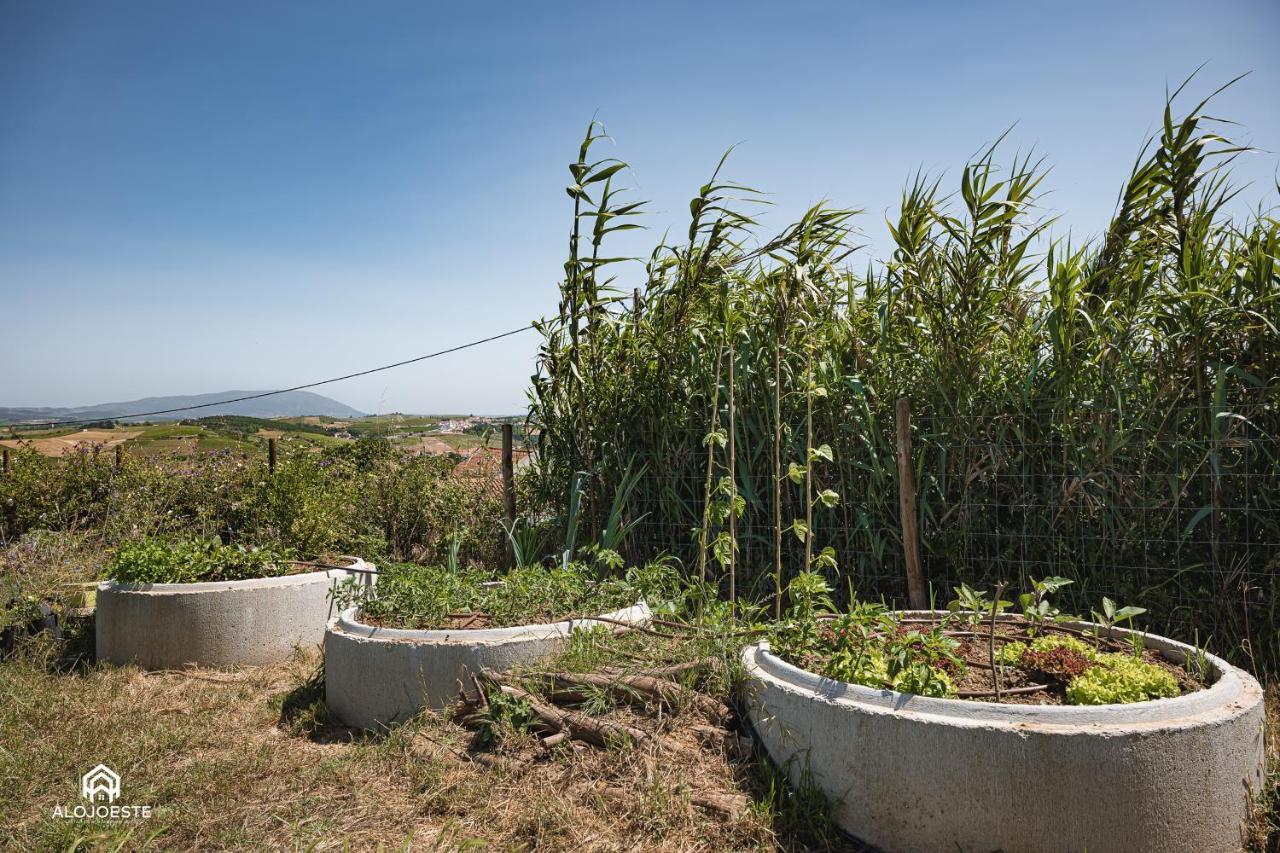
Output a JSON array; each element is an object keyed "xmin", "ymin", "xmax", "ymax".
[{"xmin": 607, "ymin": 398, "xmax": 1280, "ymax": 673}]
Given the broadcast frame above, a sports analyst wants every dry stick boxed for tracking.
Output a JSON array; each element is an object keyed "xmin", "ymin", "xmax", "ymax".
[
  {"xmin": 804, "ymin": 345, "xmax": 814, "ymax": 574},
  {"xmin": 726, "ymin": 324, "xmax": 737, "ymax": 619},
  {"xmin": 696, "ymin": 344, "xmax": 725, "ymax": 584},
  {"xmin": 478, "ymin": 669, "xmax": 656, "ymax": 749},
  {"xmin": 896, "ymin": 397, "xmax": 927, "ymax": 609},
  {"xmin": 469, "ymin": 671, "xmax": 490, "ymax": 711},
  {"xmin": 638, "ymin": 658, "xmax": 717, "ymax": 680},
  {"xmin": 575, "ymin": 615, "xmax": 682, "ymax": 637},
  {"xmin": 989, "ymin": 581, "xmax": 1008, "ymax": 702},
  {"xmin": 772, "ymin": 314, "xmax": 784, "ymax": 621},
  {"xmin": 530, "ymin": 671, "xmax": 730, "ymax": 722},
  {"xmin": 501, "ymin": 423, "xmax": 515, "ymax": 567}
]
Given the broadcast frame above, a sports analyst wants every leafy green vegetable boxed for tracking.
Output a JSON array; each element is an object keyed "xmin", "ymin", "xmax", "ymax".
[{"xmin": 108, "ymin": 539, "xmax": 296, "ymax": 584}]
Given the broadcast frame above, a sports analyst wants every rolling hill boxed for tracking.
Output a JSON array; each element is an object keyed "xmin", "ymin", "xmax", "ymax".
[{"xmin": 0, "ymin": 390, "xmax": 364, "ymax": 425}]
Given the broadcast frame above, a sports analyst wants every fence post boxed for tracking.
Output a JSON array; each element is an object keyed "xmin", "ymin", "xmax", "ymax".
[
  {"xmin": 114, "ymin": 445, "xmax": 123, "ymax": 470},
  {"xmin": 896, "ymin": 396, "xmax": 928, "ymax": 609},
  {"xmin": 2, "ymin": 448, "xmax": 9, "ymax": 475},
  {"xmin": 268, "ymin": 437, "xmax": 277, "ymax": 474},
  {"xmin": 501, "ymin": 424, "xmax": 516, "ymax": 524}
]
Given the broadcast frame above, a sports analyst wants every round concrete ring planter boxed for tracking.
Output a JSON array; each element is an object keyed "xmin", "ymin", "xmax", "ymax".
[
  {"xmin": 325, "ymin": 601, "xmax": 652, "ymax": 730},
  {"xmin": 742, "ymin": 612, "xmax": 1265, "ymax": 853},
  {"xmin": 96, "ymin": 557, "xmax": 376, "ymax": 669}
]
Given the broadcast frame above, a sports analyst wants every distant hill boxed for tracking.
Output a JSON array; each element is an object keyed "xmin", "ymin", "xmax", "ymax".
[{"xmin": 0, "ymin": 390, "xmax": 364, "ymax": 425}]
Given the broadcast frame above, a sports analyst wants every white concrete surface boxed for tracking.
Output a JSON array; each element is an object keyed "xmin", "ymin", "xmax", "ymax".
[
  {"xmin": 742, "ymin": 612, "xmax": 1266, "ymax": 853},
  {"xmin": 96, "ymin": 557, "xmax": 375, "ymax": 669},
  {"xmin": 325, "ymin": 602, "xmax": 652, "ymax": 730}
]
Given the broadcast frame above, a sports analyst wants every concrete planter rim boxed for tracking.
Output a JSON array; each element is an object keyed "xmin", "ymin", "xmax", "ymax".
[
  {"xmin": 99, "ymin": 555, "xmax": 372, "ymax": 595},
  {"xmin": 747, "ymin": 609, "xmax": 1259, "ymax": 727},
  {"xmin": 333, "ymin": 600, "xmax": 651, "ymax": 644}
]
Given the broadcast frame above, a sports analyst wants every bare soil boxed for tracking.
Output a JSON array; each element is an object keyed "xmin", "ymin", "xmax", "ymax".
[{"xmin": 0, "ymin": 429, "xmax": 140, "ymax": 457}]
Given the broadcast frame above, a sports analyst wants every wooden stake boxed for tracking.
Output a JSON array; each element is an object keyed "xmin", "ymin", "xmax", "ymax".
[
  {"xmin": 2, "ymin": 448, "xmax": 9, "ymax": 475},
  {"xmin": 501, "ymin": 423, "xmax": 516, "ymax": 525},
  {"xmin": 268, "ymin": 437, "xmax": 277, "ymax": 474},
  {"xmin": 727, "ymin": 332, "xmax": 737, "ymax": 618},
  {"xmin": 114, "ymin": 445, "xmax": 123, "ymax": 470},
  {"xmin": 896, "ymin": 397, "xmax": 927, "ymax": 609}
]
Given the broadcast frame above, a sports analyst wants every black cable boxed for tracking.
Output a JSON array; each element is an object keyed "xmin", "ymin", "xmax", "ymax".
[{"xmin": 11, "ymin": 325, "xmax": 535, "ymax": 429}]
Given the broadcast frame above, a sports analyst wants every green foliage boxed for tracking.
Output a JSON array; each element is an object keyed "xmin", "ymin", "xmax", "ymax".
[
  {"xmin": 108, "ymin": 538, "xmax": 294, "ymax": 584},
  {"xmin": 1018, "ymin": 576, "xmax": 1074, "ymax": 631},
  {"xmin": 333, "ymin": 561, "xmax": 650, "ymax": 630},
  {"xmin": 1065, "ymin": 653, "xmax": 1180, "ymax": 705},
  {"xmin": 524, "ymin": 83, "xmax": 1280, "ymax": 675},
  {"xmin": 771, "ymin": 574, "xmax": 963, "ymax": 698},
  {"xmin": 996, "ymin": 634, "xmax": 1096, "ymax": 666},
  {"xmin": 1091, "ymin": 596, "xmax": 1147, "ymax": 631},
  {"xmin": 0, "ymin": 439, "xmax": 505, "ymax": 568},
  {"xmin": 947, "ymin": 583, "xmax": 1010, "ymax": 629}
]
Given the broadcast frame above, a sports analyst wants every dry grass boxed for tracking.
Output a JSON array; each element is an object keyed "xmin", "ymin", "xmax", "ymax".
[
  {"xmin": 1, "ymin": 430, "xmax": 140, "ymax": 457},
  {"xmin": 1247, "ymin": 686, "xmax": 1280, "ymax": 852},
  {"xmin": 0, "ymin": 640, "xmax": 844, "ymax": 851}
]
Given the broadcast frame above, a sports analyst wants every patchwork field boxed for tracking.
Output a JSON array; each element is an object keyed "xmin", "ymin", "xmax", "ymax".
[{"xmin": 2, "ymin": 415, "xmax": 523, "ymax": 460}]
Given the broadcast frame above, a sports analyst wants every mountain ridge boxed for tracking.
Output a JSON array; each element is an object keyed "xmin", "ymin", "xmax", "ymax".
[{"xmin": 0, "ymin": 390, "xmax": 364, "ymax": 424}]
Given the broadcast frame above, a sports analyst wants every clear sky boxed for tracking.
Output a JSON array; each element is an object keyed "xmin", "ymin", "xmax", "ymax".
[{"xmin": 2, "ymin": 0, "xmax": 1277, "ymax": 415}]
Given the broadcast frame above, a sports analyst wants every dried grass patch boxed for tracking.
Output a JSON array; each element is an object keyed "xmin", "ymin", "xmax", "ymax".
[{"xmin": 0, "ymin": 642, "xmax": 851, "ymax": 851}]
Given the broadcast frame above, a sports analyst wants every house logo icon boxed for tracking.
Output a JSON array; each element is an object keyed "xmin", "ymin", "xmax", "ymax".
[{"xmin": 81, "ymin": 764, "xmax": 121, "ymax": 804}]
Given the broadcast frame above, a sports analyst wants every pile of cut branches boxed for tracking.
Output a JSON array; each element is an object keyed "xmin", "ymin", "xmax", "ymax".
[{"xmin": 448, "ymin": 659, "xmax": 749, "ymax": 819}]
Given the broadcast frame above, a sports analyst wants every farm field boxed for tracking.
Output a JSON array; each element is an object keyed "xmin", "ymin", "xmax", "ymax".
[{"xmin": 1, "ymin": 414, "xmax": 521, "ymax": 460}]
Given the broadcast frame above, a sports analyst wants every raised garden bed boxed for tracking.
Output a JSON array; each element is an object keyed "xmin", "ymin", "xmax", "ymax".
[
  {"xmin": 743, "ymin": 608, "xmax": 1265, "ymax": 853},
  {"xmin": 323, "ymin": 563, "xmax": 651, "ymax": 729},
  {"xmin": 96, "ymin": 540, "xmax": 375, "ymax": 669}
]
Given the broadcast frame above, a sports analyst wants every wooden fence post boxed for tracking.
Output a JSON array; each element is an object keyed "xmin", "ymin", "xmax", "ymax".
[
  {"xmin": 2, "ymin": 448, "xmax": 9, "ymax": 475},
  {"xmin": 114, "ymin": 445, "xmax": 123, "ymax": 470},
  {"xmin": 268, "ymin": 437, "xmax": 277, "ymax": 474},
  {"xmin": 501, "ymin": 424, "xmax": 516, "ymax": 524},
  {"xmin": 896, "ymin": 397, "xmax": 928, "ymax": 609}
]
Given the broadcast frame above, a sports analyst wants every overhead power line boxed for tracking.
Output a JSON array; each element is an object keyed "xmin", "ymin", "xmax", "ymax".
[{"xmin": 13, "ymin": 325, "xmax": 536, "ymax": 429}]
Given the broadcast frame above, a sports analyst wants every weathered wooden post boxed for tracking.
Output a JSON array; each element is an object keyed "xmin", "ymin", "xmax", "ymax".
[
  {"xmin": 2, "ymin": 447, "xmax": 9, "ymax": 475},
  {"xmin": 501, "ymin": 424, "xmax": 516, "ymax": 525},
  {"xmin": 115, "ymin": 445, "xmax": 123, "ymax": 470},
  {"xmin": 268, "ymin": 437, "xmax": 277, "ymax": 474},
  {"xmin": 896, "ymin": 397, "xmax": 927, "ymax": 609}
]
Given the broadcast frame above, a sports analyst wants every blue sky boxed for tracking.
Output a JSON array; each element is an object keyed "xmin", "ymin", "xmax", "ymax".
[{"xmin": 2, "ymin": 0, "xmax": 1278, "ymax": 415}]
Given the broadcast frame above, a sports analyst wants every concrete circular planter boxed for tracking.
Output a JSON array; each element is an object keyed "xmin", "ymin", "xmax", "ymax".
[
  {"xmin": 742, "ymin": 612, "xmax": 1265, "ymax": 853},
  {"xmin": 96, "ymin": 557, "xmax": 376, "ymax": 669},
  {"xmin": 325, "ymin": 601, "xmax": 652, "ymax": 730}
]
